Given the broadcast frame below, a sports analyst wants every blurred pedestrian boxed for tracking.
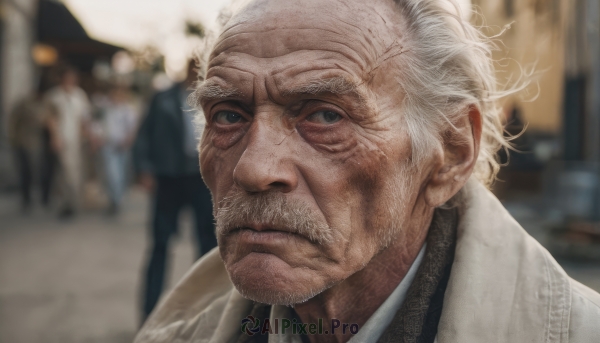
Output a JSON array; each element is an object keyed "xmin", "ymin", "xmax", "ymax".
[
  {"xmin": 7, "ymin": 84, "xmax": 45, "ymax": 212},
  {"xmin": 101, "ymin": 84, "xmax": 137, "ymax": 215},
  {"xmin": 41, "ymin": 110, "xmax": 58, "ymax": 209},
  {"xmin": 44, "ymin": 66, "xmax": 91, "ymax": 219},
  {"xmin": 133, "ymin": 60, "xmax": 217, "ymax": 320}
]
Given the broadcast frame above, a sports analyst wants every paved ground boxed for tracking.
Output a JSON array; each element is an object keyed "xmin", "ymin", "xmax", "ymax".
[
  {"xmin": 1, "ymin": 191, "xmax": 599, "ymax": 343},
  {"xmin": 0, "ymin": 189, "xmax": 197, "ymax": 343}
]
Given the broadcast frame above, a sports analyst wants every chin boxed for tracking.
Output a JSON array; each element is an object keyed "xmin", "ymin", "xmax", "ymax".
[
  {"xmin": 226, "ymin": 252, "xmax": 329, "ymax": 305},
  {"xmin": 234, "ymin": 281, "xmax": 320, "ymax": 305}
]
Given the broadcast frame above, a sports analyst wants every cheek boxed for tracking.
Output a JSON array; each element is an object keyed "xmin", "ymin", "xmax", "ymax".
[
  {"xmin": 199, "ymin": 145, "xmax": 219, "ymax": 190},
  {"xmin": 352, "ymin": 134, "xmax": 415, "ymax": 247},
  {"xmin": 307, "ymin": 129, "xmax": 416, "ymax": 247},
  {"xmin": 302, "ymin": 131, "xmax": 394, "ymax": 206},
  {"xmin": 295, "ymin": 134, "xmax": 399, "ymax": 258},
  {"xmin": 200, "ymin": 134, "xmax": 244, "ymax": 200}
]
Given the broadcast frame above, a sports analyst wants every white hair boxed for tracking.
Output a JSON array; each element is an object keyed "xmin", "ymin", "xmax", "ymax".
[
  {"xmin": 197, "ymin": 0, "xmax": 526, "ymax": 188},
  {"xmin": 392, "ymin": 0, "xmax": 525, "ymax": 187}
]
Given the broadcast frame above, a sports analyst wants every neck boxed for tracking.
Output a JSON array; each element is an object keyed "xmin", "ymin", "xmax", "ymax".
[{"xmin": 293, "ymin": 207, "xmax": 434, "ymax": 343}]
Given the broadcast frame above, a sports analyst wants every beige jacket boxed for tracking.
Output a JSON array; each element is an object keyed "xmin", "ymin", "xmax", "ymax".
[{"xmin": 135, "ymin": 181, "xmax": 600, "ymax": 342}]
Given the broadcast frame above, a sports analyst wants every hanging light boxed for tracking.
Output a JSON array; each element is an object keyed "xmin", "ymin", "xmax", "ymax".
[{"xmin": 32, "ymin": 44, "xmax": 58, "ymax": 66}]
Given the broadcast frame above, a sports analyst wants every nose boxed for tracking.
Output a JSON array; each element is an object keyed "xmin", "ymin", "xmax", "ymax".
[{"xmin": 233, "ymin": 121, "xmax": 298, "ymax": 194}]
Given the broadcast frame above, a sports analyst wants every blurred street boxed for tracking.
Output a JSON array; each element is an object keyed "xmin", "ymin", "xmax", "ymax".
[{"xmin": 0, "ymin": 190, "xmax": 198, "ymax": 343}]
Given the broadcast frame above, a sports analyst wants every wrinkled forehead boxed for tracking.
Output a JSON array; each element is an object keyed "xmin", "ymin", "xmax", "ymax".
[{"xmin": 210, "ymin": 0, "xmax": 404, "ymax": 70}]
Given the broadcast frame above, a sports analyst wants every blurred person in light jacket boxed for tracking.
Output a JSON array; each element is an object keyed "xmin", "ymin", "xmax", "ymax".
[
  {"xmin": 100, "ymin": 84, "xmax": 137, "ymax": 215},
  {"xmin": 44, "ymin": 66, "xmax": 91, "ymax": 219},
  {"xmin": 7, "ymin": 84, "xmax": 46, "ymax": 212},
  {"xmin": 133, "ymin": 60, "xmax": 217, "ymax": 321}
]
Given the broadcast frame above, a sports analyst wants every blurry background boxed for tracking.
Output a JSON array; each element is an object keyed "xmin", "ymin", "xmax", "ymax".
[{"xmin": 0, "ymin": 0, "xmax": 599, "ymax": 342}]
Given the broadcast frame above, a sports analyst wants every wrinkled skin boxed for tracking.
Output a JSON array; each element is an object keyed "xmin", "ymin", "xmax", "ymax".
[{"xmin": 198, "ymin": 0, "xmax": 480, "ymax": 341}]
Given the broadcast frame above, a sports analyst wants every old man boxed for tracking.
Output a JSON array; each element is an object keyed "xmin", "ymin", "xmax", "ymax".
[{"xmin": 135, "ymin": 0, "xmax": 600, "ymax": 342}]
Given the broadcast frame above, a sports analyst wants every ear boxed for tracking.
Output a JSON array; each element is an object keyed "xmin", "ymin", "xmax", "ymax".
[{"xmin": 423, "ymin": 106, "xmax": 482, "ymax": 207}]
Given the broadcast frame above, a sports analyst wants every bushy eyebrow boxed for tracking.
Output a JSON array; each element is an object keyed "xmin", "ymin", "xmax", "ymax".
[
  {"xmin": 281, "ymin": 76, "xmax": 367, "ymax": 105},
  {"xmin": 191, "ymin": 80, "xmax": 241, "ymax": 106},
  {"xmin": 192, "ymin": 76, "xmax": 368, "ymax": 107}
]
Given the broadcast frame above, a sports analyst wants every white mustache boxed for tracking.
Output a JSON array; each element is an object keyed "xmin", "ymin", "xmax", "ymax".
[{"xmin": 215, "ymin": 190, "xmax": 334, "ymax": 245}]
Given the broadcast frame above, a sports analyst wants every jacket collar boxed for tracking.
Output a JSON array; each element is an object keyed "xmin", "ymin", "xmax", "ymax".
[{"xmin": 437, "ymin": 180, "xmax": 571, "ymax": 343}]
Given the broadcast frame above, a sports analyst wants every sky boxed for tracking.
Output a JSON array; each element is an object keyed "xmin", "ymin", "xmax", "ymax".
[
  {"xmin": 63, "ymin": 0, "xmax": 231, "ymax": 74},
  {"xmin": 62, "ymin": 0, "xmax": 472, "ymax": 76}
]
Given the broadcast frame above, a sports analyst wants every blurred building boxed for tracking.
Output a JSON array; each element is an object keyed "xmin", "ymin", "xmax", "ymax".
[
  {"xmin": 0, "ymin": 0, "xmax": 36, "ymax": 186},
  {"xmin": 0, "ymin": 0, "xmax": 122, "ymax": 188},
  {"xmin": 476, "ymin": 0, "xmax": 600, "ymax": 259},
  {"xmin": 473, "ymin": 0, "xmax": 600, "ymax": 195},
  {"xmin": 36, "ymin": 0, "xmax": 122, "ymax": 88},
  {"xmin": 475, "ymin": 0, "xmax": 566, "ymax": 133}
]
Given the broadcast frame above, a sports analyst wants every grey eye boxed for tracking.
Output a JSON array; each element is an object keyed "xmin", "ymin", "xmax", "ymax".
[
  {"xmin": 307, "ymin": 110, "xmax": 342, "ymax": 124},
  {"xmin": 215, "ymin": 111, "xmax": 243, "ymax": 124}
]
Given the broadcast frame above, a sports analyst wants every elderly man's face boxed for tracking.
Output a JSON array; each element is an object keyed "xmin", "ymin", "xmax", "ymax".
[{"xmin": 199, "ymin": 0, "xmax": 430, "ymax": 305}]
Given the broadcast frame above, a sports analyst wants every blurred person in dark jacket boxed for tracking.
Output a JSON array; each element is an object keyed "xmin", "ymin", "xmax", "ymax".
[
  {"xmin": 133, "ymin": 60, "xmax": 217, "ymax": 320},
  {"xmin": 7, "ymin": 85, "xmax": 45, "ymax": 212}
]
